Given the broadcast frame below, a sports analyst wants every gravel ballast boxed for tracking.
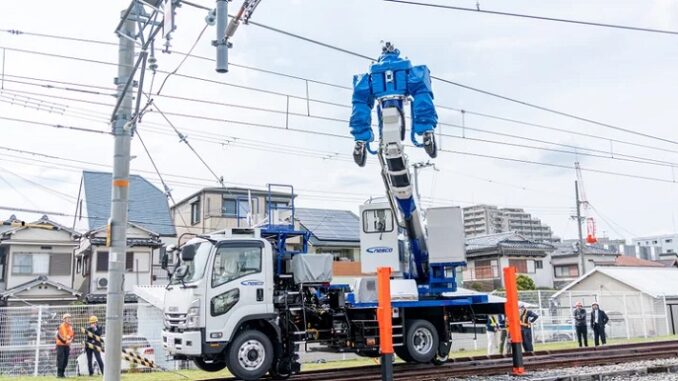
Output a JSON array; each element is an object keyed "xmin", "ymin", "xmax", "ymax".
[{"xmin": 445, "ymin": 357, "xmax": 678, "ymax": 381}]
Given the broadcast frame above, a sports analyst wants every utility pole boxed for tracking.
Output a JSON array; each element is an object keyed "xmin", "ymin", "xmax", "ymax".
[
  {"xmin": 574, "ymin": 180, "xmax": 586, "ymax": 277},
  {"xmin": 412, "ymin": 161, "xmax": 437, "ymax": 202},
  {"xmin": 104, "ymin": 9, "xmax": 136, "ymax": 381}
]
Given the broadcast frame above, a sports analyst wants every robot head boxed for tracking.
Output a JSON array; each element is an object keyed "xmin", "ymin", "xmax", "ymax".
[{"xmin": 380, "ymin": 41, "xmax": 400, "ymax": 58}]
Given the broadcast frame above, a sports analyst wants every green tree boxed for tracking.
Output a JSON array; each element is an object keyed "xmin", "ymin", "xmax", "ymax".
[{"xmin": 516, "ymin": 274, "xmax": 536, "ymax": 290}]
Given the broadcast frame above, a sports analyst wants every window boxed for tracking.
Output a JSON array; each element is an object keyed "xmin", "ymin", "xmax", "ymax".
[
  {"xmin": 96, "ymin": 251, "xmax": 108, "ymax": 272},
  {"xmin": 211, "ymin": 244, "xmax": 262, "ymax": 288},
  {"xmin": 76, "ymin": 257, "xmax": 82, "ymax": 274},
  {"xmin": 126, "ymin": 252, "xmax": 134, "ymax": 272},
  {"xmin": 0, "ymin": 250, "xmax": 5, "ymax": 281},
  {"xmin": 49, "ymin": 253, "xmax": 71, "ymax": 276},
  {"xmin": 653, "ymin": 240, "xmax": 658, "ymax": 244},
  {"xmin": 508, "ymin": 259, "xmax": 528, "ymax": 274},
  {"xmin": 190, "ymin": 200, "xmax": 201, "ymax": 225},
  {"xmin": 668, "ymin": 249, "xmax": 674, "ymax": 253},
  {"xmin": 222, "ymin": 199, "xmax": 237, "ymax": 216},
  {"xmin": 12, "ymin": 253, "xmax": 49, "ymax": 275},
  {"xmin": 474, "ymin": 259, "xmax": 498, "ymax": 279},
  {"xmin": 535, "ymin": 260, "xmax": 543, "ymax": 269},
  {"xmin": 666, "ymin": 239, "xmax": 673, "ymax": 243},
  {"xmin": 362, "ymin": 209, "xmax": 394, "ymax": 233},
  {"xmin": 224, "ymin": 198, "xmax": 259, "ymax": 218},
  {"xmin": 526, "ymin": 260, "xmax": 536, "ymax": 274},
  {"xmin": 83, "ymin": 254, "xmax": 90, "ymax": 276},
  {"xmin": 554, "ymin": 265, "xmax": 579, "ymax": 278}
]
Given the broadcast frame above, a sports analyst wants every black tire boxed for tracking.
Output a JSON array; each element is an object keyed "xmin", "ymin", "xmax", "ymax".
[
  {"xmin": 226, "ymin": 330, "xmax": 274, "ymax": 381},
  {"xmin": 404, "ymin": 319, "xmax": 439, "ymax": 363},
  {"xmin": 394, "ymin": 345, "xmax": 413, "ymax": 362},
  {"xmin": 193, "ymin": 357, "xmax": 227, "ymax": 372}
]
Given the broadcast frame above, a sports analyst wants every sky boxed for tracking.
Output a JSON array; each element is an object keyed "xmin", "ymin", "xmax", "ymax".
[{"xmin": 0, "ymin": 0, "xmax": 677, "ymax": 241}]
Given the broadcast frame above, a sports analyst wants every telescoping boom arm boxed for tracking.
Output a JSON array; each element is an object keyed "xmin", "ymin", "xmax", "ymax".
[{"xmin": 349, "ymin": 43, "xmax": 438, "ymax": 284}]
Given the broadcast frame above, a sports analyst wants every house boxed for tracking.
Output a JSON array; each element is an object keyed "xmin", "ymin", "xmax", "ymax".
[
  {"xmin": 550, "ymin": 241, "xmax": 620, "ymax": 289},
  {"xmin": 463, "ymin": 232, "xmax": 555, "ymax": 291},
  {"xmin": 612, "ymin": 256, "xmax": 665, "ymax": 267},
  {"xmin": 552, "ymin": 266, "xmax": 678, "ymax": 336},
  {"xmin": 295, "ymin": 208, "xmax": 360, "ymax": 260},
  {"xmin": 73, "ymin": 171, "xmax": 176, "ymax": 302},
  {"xmin": 170, "ymin": 186, "xmax": 294, "ymax": 237},
  {"xmin": 0, "ymin": 215, "xmax": 81, "ymax": 306},
  {"xmin": 295, "ymin": 208, "xmax": 361, "ymax": 277}
]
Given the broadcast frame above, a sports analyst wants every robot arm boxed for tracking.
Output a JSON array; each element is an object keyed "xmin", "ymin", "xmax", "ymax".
[
  {"xmin": 349, "ymin": 73, "xmax": 375, "ymax": 142},
  {"xmin": 408, "ymin": 65, "xmax": 438, "ymax": 157}
]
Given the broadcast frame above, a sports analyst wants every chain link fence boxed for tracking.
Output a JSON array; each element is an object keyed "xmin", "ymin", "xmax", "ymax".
[
  {"xmin": 0, "ymin": 291, "xmax": 672, "ymax": 375},
  {"xmin": 0, "ymin": 303, "xmax": 168, "ymax": 376},
  {"xmin": 492, "ymin": 290, "xmax": 671, "ymax": 345}
]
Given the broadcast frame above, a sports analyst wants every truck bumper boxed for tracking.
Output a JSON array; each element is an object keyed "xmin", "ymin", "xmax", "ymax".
[{"xmin": 162, "ymin": 330, "xmax": 203, "ymax": 357}]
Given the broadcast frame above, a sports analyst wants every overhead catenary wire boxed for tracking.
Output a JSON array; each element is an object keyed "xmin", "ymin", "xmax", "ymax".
[
  {"xmin": 2, "ymin": 43, "xmax": 678, "ymax": 151},
  {"xmin": 383, "ymin": 0, "xmax": 678, "ymax": 36},
  {"xmin": 6, "ymin": 74, "xmax": 678, "ymax": 173}
]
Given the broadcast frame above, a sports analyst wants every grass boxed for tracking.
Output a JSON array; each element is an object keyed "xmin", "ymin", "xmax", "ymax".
[{"xmin": 2, "ymin": 336, "xmax": 674, "ymax": 381}]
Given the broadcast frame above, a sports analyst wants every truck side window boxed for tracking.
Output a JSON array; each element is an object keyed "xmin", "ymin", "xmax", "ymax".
[
  {"xmin": 212, "ymin": 246, "xmax": 262, "ymax": 288},
  {"xmin": 362, "ymin": 209, "xmax": 394, "ymax": 233}
]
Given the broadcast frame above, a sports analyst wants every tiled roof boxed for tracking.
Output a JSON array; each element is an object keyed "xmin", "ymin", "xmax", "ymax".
[
  {"xmin": 82, "ymin": 171, "xmax": 176, "ymax": 236},
  {"xmin": 552, "ymin": 241, "xmax": 618, "ymax": 256},
  {"xmin": 466, "ymin": 231, "xmax": 554, "ymax": 252},
  {"xmin": 296, "ymin": 208, "xmax": 359, "ymax": 243},
  {"xmin": 614, "ymin": 256, "xmax": 665, "ymax": 267}
]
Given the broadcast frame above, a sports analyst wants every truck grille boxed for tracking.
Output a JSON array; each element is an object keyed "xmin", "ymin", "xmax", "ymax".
[{"xmin": 164, "ymin": 312, "xmax": 187, "ymax": 328}]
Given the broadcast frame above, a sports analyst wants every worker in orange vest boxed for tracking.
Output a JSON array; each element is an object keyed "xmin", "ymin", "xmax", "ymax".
[{"xmin": 55, "ymin": 313, "xmax": 74, "ymax": 378}]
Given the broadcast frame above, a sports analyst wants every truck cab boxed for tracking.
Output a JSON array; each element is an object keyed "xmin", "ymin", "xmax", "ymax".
[{"xmin": 162, "ymin": 230, "xmax": 280, "ymax": 380}]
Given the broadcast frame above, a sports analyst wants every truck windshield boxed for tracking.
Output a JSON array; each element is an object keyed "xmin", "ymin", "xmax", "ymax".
[{"xmin": 171, "ymin": 241, "xmax": 212, "ymax": 284}]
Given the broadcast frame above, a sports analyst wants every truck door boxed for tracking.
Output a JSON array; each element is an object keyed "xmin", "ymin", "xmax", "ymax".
[{"xmin": 205, "ymin": 240, "xmax": 272, "ymax": 343}]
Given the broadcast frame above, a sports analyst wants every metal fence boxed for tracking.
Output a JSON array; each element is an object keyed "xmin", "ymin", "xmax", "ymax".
[
  {"xmin": 493, "ymin": 290, "xmax": 671, "ymax": 344},
  {"xmin": 0, "ymin": 303, "xmax": 167, "ymax": 376},
  {"xmin": 0, "ymin": 291, "xmax": 672, "ymax": 376}
]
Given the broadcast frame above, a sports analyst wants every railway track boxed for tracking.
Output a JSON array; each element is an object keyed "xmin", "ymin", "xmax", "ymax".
[{"xmin": 202, "ymin": 340, "xmax": 678, "ymax": 381}]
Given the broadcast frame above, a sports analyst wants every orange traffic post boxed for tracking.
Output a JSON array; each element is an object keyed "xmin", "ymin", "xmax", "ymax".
[
  {"xmin": 377, "ymin": 267, "xmax": 393, "ymax": 381},
  {"xmin": 503, "ymin": 266, "xmax": 526, "ymax": 376}
]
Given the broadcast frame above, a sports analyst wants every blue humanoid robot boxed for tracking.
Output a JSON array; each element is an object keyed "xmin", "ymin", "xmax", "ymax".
[{"xmin": 349, "ymin": 42, "xmax": 438, "ymax": 166}]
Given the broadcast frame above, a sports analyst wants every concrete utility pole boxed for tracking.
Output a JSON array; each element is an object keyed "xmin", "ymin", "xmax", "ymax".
[
  {"xmin": 104, "ymin": 10, "xmax": 136, "ymax": 381},
  {"xmin": 574, "ymin": 180, "xmax": 586, "ymax": 277}
]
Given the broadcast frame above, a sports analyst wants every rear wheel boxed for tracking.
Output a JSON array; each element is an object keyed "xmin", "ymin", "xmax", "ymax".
[
  {"xmin": 226, "ymin": 330, "xmax": 274, "ymax": 381},
  {"xmin": 404, "ymin": 319, "xmax": 439, "ymax": 363},
  {"xmin": 193, "ymin": 357, "xmax": 227, "ymax": 372}
]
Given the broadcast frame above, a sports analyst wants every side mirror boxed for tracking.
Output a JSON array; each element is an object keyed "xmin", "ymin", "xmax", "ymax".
[{"xmin": 181, "ymin": 244, "xmax": 197, "ymax": 261}]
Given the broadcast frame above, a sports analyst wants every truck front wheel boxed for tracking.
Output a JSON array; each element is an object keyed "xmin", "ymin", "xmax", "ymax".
[
  {"xmin": 405, "ymin": 319, "xmax": 439, "ymax": 363},
  {"xmin": 226, "ymin": 330, "xmax": 274, "ymax": 381},
  {"xmin": 193, "ymin": 358, "xmax": 227, "ymax": 372}
]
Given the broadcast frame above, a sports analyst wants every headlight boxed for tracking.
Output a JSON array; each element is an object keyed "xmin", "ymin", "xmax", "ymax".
[
  {"xmin": 186, "ymin": 299, "xmax": 201, "ymax": 328},
  {"xmin": 211, "ymin": 289, "xmax": 240, "ymax": 316}
]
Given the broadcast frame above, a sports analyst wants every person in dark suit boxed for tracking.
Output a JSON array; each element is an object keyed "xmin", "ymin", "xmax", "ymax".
[
  {"xmin": 85, "ymin": 315, "xmax": 104, "ymax": 375},
  {"xmin": 519, "ymin": 304, "xmax": 539, "ymax": 353},
  {"xmin": 573, "ymin": 302, "xmax": 588, "ymax": 347},
  {"xmin": 590, "ymin": 302, "xmax": 609, "ymax": 346}
]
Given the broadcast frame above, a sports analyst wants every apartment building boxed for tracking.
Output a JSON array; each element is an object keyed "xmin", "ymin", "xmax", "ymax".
[
  {"xmin": 633, "ymin": 233, "xmax": 678, "ymax": 256},
  {"xmin": 463, "ymin": 204, "xmax": 556, "ymax": 242}
]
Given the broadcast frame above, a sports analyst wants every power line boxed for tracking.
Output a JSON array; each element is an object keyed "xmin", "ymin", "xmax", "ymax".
[
  {"xmin": 7, "ymin": 72, "xmax": 678, "ymax": 163},
  {"xmin": 383, "ymin": 0, "xmax": 678, "ymax": 36},
  {"xmin": 0, "ymin": 115, "xmax": 110, "ymax": 135},
  {"xmin": 156, "ymin": 24, "xmax": 209, "ymax": 95},
  {"xmin": 236, "ymin": 18, "xmax": 678, "ymax": 148},
  {"xmin": 3, "ymin": 42, "xmax": 677, "ymax": 150},
  {"xmin": 6, "ymin": 74, "xmax": 678, "ymax": 173}
]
